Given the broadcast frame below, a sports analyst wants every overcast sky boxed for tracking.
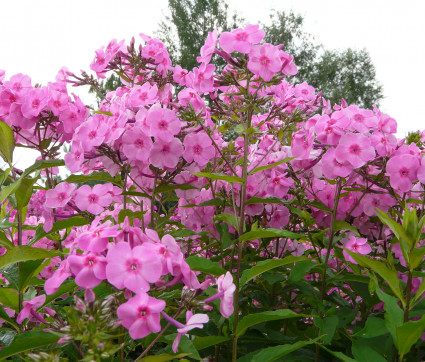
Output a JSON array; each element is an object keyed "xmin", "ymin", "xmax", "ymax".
[{"xmin": 1, "ymin": 0, "xmax": 424, "ymax": 163}]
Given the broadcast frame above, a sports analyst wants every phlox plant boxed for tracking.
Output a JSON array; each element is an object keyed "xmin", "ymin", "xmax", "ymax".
[{"xmin": 1, "ymin": 23, "xmax": 425, "ymax": 362}]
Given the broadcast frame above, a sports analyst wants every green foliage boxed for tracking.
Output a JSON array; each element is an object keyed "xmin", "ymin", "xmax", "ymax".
[
  {"xmin": 263, "ymin": 11, "xmax": 383, "ymax": 108},
  {"xmin": 157, "ymin": 0, "xmax": 241, "ymax": 71}
]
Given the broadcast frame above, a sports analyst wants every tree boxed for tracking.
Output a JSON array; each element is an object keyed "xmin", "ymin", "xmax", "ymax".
[
  {"xmin": 262, "ymin": 10, "xmax": 383, "ymax": 109},
  {"xmin": 156, "ymin": 0, "xmax": 241, "ymax": 71}
]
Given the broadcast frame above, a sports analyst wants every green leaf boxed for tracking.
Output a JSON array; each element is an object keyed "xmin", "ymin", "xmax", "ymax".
[
  {"xmin": 333, "ymin": 220, "xmax": 360, "ymax": 236},
  {"xmin": 194, "ymin": 172, "xmax": 245, "ymax": 184},
  {"xmin": 0, "ymin": 288, "xmax": 18, "ymax": 310},
  {"xmin": 0, "ymin": 121, "xmax": 15, "ymax": 165},
  {"xmin": 245, "ymin": 196, "xmax": 286, "ymax": 205},
  {"xmin": 0, "ymin": 329, "xmax": 17, "ymax": 347},
  {"xmin": 21, "ymin": 159, "xmax": 65, "ymax": 178},
  {"xmin": 248, "ymin": 157, "xmax": 294, "ymax": 175},
  {"xmin": 240, "ymin": 228, "xmax": 303, "ymax": 244},
  {"xmin": 240, "ymin": 256, "xmax": 309, "ymax": 287},
  {"xmin": 0, "ymin": 329, "xmax": 59, "ymax": 359},
  {"xmin": 376, "ymin": 209, "xmax": 414, "ymax": 250},
  {"xmin": 0, "ymin": 231, "xmax": 13, "ymax": 249},
  {"xmin": 140, "ymin": 354, "xmax": 190, "ymax": 362},
  {"xmin": 185, "ymin": 256, "xmax": 225, "ymax": 276},
  {"xmin": 414, "ymin": 278, "xmax": 425, "ymax": 303},
  {"xmin": 216, "ymin": 222, "xmax": 233, "ymax": 249},
  {"xmin": 353, "ymin": 317, "xmax": 388, "ymax": 338},
  {"xmin": 235, "ymin": 309, "xmax": 305, "ymax": 337},
  {"xmin": 409, "ymin": 246, "xmax": 425, "ymax": 269},
  {"xmin": 29, "ymin": 216, "xmax": 90, "ymax": 245},
  {"xmin": 0, "ymin": 178, "xmax": 22, "ymax": 204},
  {"xmin": 237, "ymin": 338, "xmax": 319, "ymax": 362},
  {"xmin": 395, "ymin": 316, "xmax": 425, "ymax": 358},
  {"xmin": 118, "ymin": 209, "xmax": 145, "ymax": 224},
  {"xmin": 314, "ymin": 315, "xmax": 338, "ymax": 344},
  {"xmin": 375, "ymin": 288, "xmax": 403, "ymax": 343},
  {"xmin": 192, "ymin": 336, "xmax": 230, "ymax": 350},
  {"xmin": 214, "ymin": 213, "xmax": 240, "ymax": 230},
  {"xmin": 288, "ymin": 261, "xmax": 316, "ymax": 283},
  {"xmin": 352, "ymin": 338, "xmax": 387, "ymax": 362},
  {"xmin": 319, "ymin": 346, "xmax": 357, "ymax": 362},
  {"xmin": 44, "ymin": 282, "xmax": 77, "ymax": 306},
  {"xmin": 64, "ymin": 171, "xmax": 121, "ymax": 185},
  {"xmin": 0, "ymin": 246, "xmax": 62, "ymax": 269},
  {"xmin": 346, "ymin": 251, "xmax": 404, "ymax": 304},
  {"xmin": 15, "ymin": 177, "xmax": 39, "ymax": 210},
  {"xmin": 154, "ymin": 183, "xmax": 198, "ymax": 193},
  {"xmin": 0, "ymin": 304, "xmax": 18, "ymax": 330}
]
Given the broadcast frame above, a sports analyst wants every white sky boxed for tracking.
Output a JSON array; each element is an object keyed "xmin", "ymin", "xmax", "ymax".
[{"xmin": 1, "ymin": 0, "xmax": 424, "ymax": 167}]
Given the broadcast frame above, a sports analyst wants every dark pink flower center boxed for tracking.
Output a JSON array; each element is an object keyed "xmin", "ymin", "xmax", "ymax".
[
  {"xmin": 354, "ymin": 114, "xmax": 364, "ymax": 122},
  {"xmin": 399, "ymin": 168, "xmax": 409, "ymax": 177},
  {"xmin": 88, "ymin": 194, "xmax": 99, "ymax": 203},
  {"xmin": 32, "ymin": 99, "xmax": 40, "ymax": 109},
  {"xmin": 88, "ymin": 130, "xmax": 97, "ymax": 139},
  {"xmin": 158, "ymin": 120, "xmax": 168, "ymax": 130},
  {"xmin": 86, "ymin": 257, "xmax": 96, "ymax": 267},
  {"xmin": 138, "ymin": 307, "xmax": 148, "ymax": 317},
  {"xmin": 193, "ymin": 145, "xmax": 202, "ymax": 154},
  {"xmin": 236, "ymin": 33, "xmax": 247, "ymax": 41},
  {"xmin": 135, "ymin": 139, "xmax": 144, "ymax": 148},
  {"xmin": 349, "ymin": 144, "xmax": 361, "ymax": 155},
  {"xmin": 57, "ymin": 192, "xmax": 66, "ymax": 201},
  {"xmin": 260, "ymin": 56, "xmax": 270, "ymax": 66},
  {"xmin": 301, "ymin": 89, "xmax": 309, "ymax": 95},
  {"xmin": 161, "ymin": 145, "xmax": 170, "ymax": 154}
]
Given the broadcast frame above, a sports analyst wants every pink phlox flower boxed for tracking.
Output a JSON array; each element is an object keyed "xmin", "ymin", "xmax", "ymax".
[
  {"xmin": 362, "ymin": 193, "xmax": 396, "ymax": 217},
  {"xmin": 197, "ymin": 29, "xmax": 218, "ymax": 63},
  {"xmin": 3, "ymin": 73, "xmax": 31, "ymax": 100},
  {"xmin": 219, "ymin": 24, "xmax": 265, "ymax": 54},
  {"xmin": 77, "ymin": 219, "xmax": 119, "ymax": 253},
  {"xmin": 148, "ymin": 105, "xmax": 181, "ymax": 142},
  {"xmin": 44, "ymin": 182, "xmax": 77, "ymax": 209},
  {"xmin": 117, "ymin": 292, "xmax": 165, "ymax": 339},
  {"xmin": 294, "ymin": 82, "xmax": 316, "ymax": 102},
  {"xmin": 172, "ymin": 311, "xmax": 209, "ymax": 353},
  {"xmin": 247, "ymin": 44, "xmax": 282, "ymax": 82},
  {"xmin": 129, "ymin": 83, "xmax": 158, "ymax": 107},
  {"xmin": 74, "ymin": 184, "xmax": 113, "ymax": 214},
  {"xmin": 279, "ymin": 50, "xmax": 298, "ymax": 76},
  {"xmin": 335, "ymin": 133, "xmax": 375, "ymax": 169},
  {"xmin": 183, "ymin": 132, "xmax": 215, "ymax": 167},
  {"xmin": 178, "ymin": 88, "xmax": 205, "ymax": 113},
  {"xmin": 216, "ymin": 272, "xmax": 236, "ymax": 318},
  {"xmin": 154, "ymin": 234, "xmax": 184, "ymax": 275},
  {"xmin": 291, "ymin": 128, "xmax": 314, "ymax": 160},
  {"xmin": 149, "ymin": 138, "xmax": 184, "ymax": 169},
  {"xmin": 76, "ymin": 116, "xmax": 108, "ymax": 152},
  {"xmin": 173, "ymin": 65, "xmax": 189, "ymax": 86},
  {"xmin": 142, "ymin": 38, "xmax": 168, "ymax": 64},
  {"xmin": 343, "ymin": 236, "xmax": 372, "ymax": 264},
  {"xmin": 192, "ymin": 63, "xmax": 215, "ymax": 94},
  {"xmin": 321, "ymin": 148, "xmax": 352, "ymax": 179},
  {"xmin": 386, "ymin": 154, "xmax": 419, "ymax": 193},
  {"xmin": 90, "ymin": 48, "xmax": 110, "ymax": 76},
  {"xmin": 48, "ymin": 90, "xmax": 69, "ymax": 116},
  {"xmin": 68, "ymin": 253, "xmax": 107, "ymax": 288},
  {"xmin": 44, "ymin": 260, "xmax": 72, "ymax": 294},
  {"xmin": 21, "ymin": 87, "xmax": 48, "ymax": 118},
  {"xmin": 370, "ymin": 132, "xmax": 397, "ymax": 157},
  {"xmin": 106, "ymin": 242, "xmax": 162, "ymax": 292},
  {"xmin": 122, "ymin": 126, "xmax": 153, "ymax": 163},
  {"xmin": 16, "ymin": 295, "xmax": 46, "ymax": 324},
  {"xmin": 266, "ymin": 169, "xmax": 293, "ymax": 197},
  {"xmin": 345, "ymin": 105, "xmax": 378, "ymax": 132},
  {"xmin": 269, "ymin": 206, "xmax": 290, "ymax": 228},
  {"xmin": 64, "ymin": 140, "xmax": 84, "ymax": 173}
]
